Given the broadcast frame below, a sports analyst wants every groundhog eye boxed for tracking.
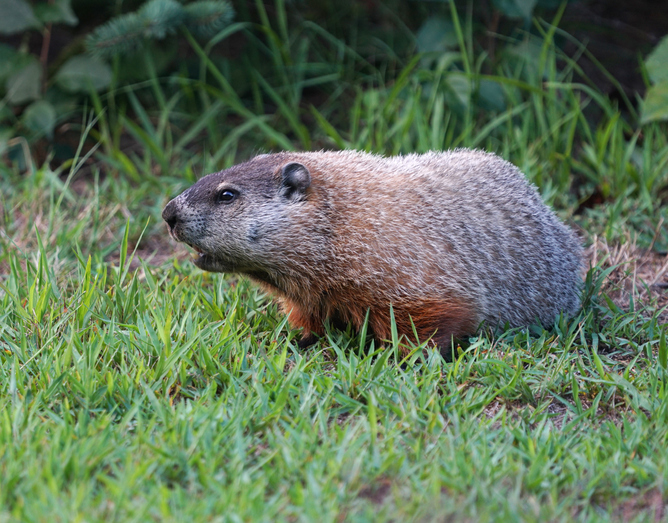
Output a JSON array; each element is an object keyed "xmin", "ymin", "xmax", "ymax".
[{"xmin": 216, "ymin": 189, "xmax": 237, "ymax": 204}]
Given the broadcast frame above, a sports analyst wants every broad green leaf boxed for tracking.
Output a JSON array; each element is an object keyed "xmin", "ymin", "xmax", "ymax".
[
  {"xmin": 0, "ymin": 0, "xmax": 40, "ymax": 34},
  {"xmin": 55, "ymin": 56, "xmax": 112, "ymax": 93},
  {"xmin": 22, "ymin": 100, "xmax": 56, "ymax": 139},
  {"xmin": 446, "ymin": 72, "xmax": 471, "ymax": 109},
  {"xmin": 33, "ymin": 0, "xmax": 78, "ymax": 26},
  {"xmin": 492, "ymin": 0, "xmax": 537, "ymax": 20},
  {"xmin": 44, "ymin": 85, "xmax": 79, "ymax": 119},
  {"xmin": 645, "ymin": 35, "xmax": 668, "ymax": 84},
  {"xmin": 416, "ymin": 17, "xmax": 458, "ymax": 55},
  {"xmin": 506, "ymin": 37, "xmax": 546, "ymax": 78},
  {"xmin": 477, "ymin": 80, "xmax": 506, "ymax": 112},
  {"xmin": 0, "ymin": 127, "xmax": 14, "ymax": 155},
  {"xmin": 641, "ymin": 81, "xmax": 668, "ymax": 124},
  {"xmin": 0, "ymin": 44, "xmax": 23, "ymax": 84},
  {"xmin": 5, "ymin": 60, "xmax": 42, "ymax": 105}
]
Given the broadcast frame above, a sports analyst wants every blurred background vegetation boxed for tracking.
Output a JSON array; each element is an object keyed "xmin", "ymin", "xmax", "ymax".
[{"xmin": 1, "ymin": 0, "xmax": 667, "ymax": 249}]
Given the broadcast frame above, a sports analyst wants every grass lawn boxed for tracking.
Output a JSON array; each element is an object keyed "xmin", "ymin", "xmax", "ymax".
[{"xmin": 2, "ymin": 8, "xmax": 668, "ymax": 522}]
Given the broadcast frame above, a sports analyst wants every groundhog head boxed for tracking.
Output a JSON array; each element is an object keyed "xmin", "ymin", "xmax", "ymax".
[{"xmin": 162, "ymin": 156, "xmax": 312, "ymax": 274}]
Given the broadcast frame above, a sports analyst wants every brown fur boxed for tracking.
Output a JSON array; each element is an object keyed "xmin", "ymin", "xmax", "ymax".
[
  {"xmin": 162, "ymin": 150, "xmax": 584, "ymax": 356},
  {"xmin": 283, "ymin": 293, "xmax": 476, "ymax": 350}
]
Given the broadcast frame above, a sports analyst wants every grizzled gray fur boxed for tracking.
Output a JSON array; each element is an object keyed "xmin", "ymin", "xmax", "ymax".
[{"xmin": 163, "ymin": 149, "xmax": 584, "ymax": 350}]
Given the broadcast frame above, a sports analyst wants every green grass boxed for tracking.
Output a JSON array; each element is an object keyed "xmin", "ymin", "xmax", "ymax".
[
  {"xmin": 2, "ymin": 5, "xmax": 668, "ymax": 522},
  {"xmin": 0, "ymin": 182, "xmax": 666, "ymax": 521}
]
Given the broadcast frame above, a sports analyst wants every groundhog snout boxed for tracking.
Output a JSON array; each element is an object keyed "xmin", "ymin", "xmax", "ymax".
[{"xmin": 162, "ymin": 200, "xmax": 180, "ymax": 236}]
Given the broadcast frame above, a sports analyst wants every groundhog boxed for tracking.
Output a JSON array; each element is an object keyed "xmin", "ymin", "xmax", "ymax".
[{"xmin": 162, "ymin": 149, "xmax": 583, "ymax": 354}]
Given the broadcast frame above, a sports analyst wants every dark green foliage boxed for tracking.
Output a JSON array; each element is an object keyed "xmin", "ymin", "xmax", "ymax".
[
  {"xmin": 86, "ymin": 0, "xmax": 234, "ymax": 57},
  {"xmin": 0, "ymin": 0, "xmax": 107, "ymax": 146},
  {"xmin": 0, "ymin": 0, "xmax": 235, "ymax": 153},
  {"xmin": 642, "ymin": 35, "xmax": 668, "ymax": 124}
]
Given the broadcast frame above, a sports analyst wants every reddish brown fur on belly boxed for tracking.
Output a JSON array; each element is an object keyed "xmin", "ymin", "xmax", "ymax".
[
  {"xmin": 283, "ymin": 290, "xmax": 478, "ymax": 352},
  {"xmin": 281, "ymin": 298, "xmax": 325, "ymax": 337},
  {"xmin": 367, "ymin": 298, "xmax": 478, "ymax": 349}
]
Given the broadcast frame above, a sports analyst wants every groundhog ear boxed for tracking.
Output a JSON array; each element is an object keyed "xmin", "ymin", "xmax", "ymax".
[{"xmin": 280, "ymin": 162, "xmax": 311, "ymax": 199}]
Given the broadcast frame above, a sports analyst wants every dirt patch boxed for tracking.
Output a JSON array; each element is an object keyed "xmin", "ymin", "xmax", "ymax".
[
  {"xmin": 358, "ymin": 477, "xmax": 393, "ymax": 504},
  {"xmin": 482, "ymin": 397, "xmax": 616, "ymax": 429},
  {"xmin": 615, "ymin": 488, "xmax": 666, "ymax": 522},
  {"xmin": 585, "ymin": 236, "xmax": 668, "ymax": 324}
]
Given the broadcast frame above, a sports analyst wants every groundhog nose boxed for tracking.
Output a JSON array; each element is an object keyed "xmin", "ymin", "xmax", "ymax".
[{"xmin": 162, "ymin": 200, "xmax": 179, "ymax": 231}]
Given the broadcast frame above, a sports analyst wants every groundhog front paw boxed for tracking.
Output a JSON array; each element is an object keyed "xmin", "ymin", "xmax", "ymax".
[{"xmin": 297, "ymin": 333, "xmax": 319, "ymax": 349}]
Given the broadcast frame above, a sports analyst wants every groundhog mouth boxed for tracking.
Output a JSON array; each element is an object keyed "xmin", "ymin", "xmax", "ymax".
[
  {"xmin": 190, "ymin": 247, "xmax": 212, "ymax": 271},
  {"xmin": 180, "ymin": 239, "xmax": 207, "ymax": 259},
  {"xmin": 185, "ymin": 243, "xmax": 226, "ymax": 272},
  {"xmin": 186, "ymin": 243, "xmax": 207, "ymax": 259}
]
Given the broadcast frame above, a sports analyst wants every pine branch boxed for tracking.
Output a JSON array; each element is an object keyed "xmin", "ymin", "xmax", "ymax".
[
  {"xmin": 137, "ymin": 0, "xmax": 183, "ymax": 39},
  {"xmin": 86, "ymin": 0, "xmax": 233, "ymax": 58},
  {"xmin": 184, "ymin": 1, "xmax": 234, "ymax": 39},
  {"xmin": 86, "ymin": 12, "xmax": 148, "ymax": 57}
]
